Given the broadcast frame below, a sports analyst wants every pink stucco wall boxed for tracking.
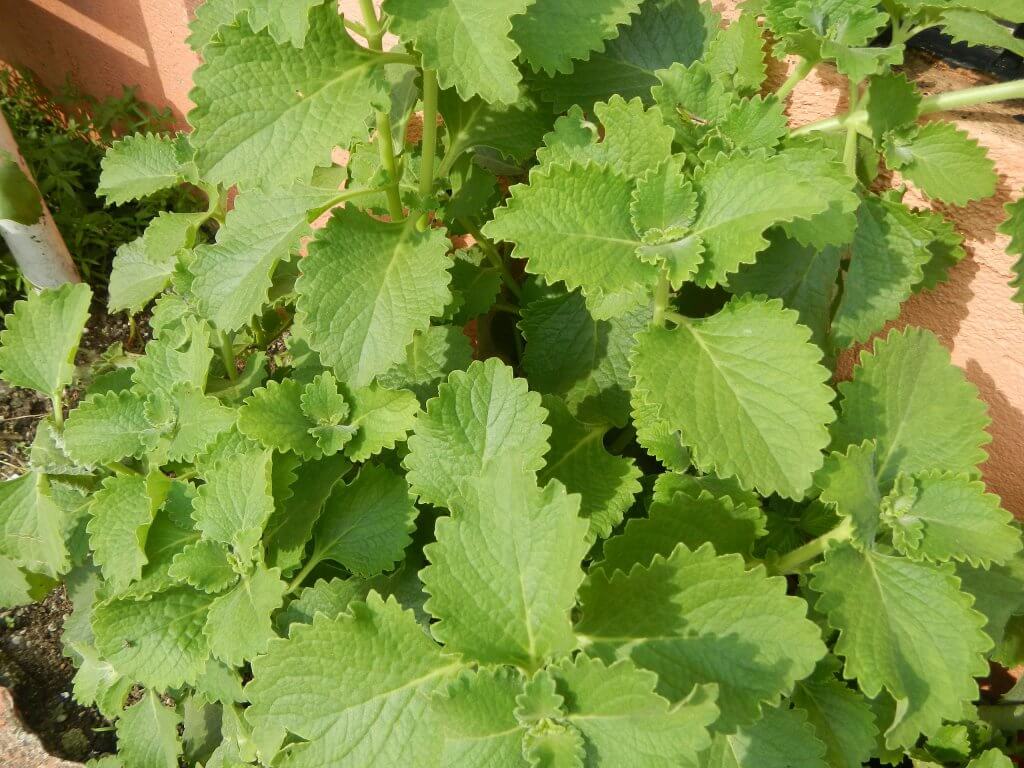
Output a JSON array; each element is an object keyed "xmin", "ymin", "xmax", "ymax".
[{"xmin": 2, "ymin": 0, "xmax": 1023, "ymax": 512}]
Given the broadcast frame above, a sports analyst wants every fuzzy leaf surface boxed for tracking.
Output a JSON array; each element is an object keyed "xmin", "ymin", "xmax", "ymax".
[
  {"xmin": 422, "ymin": 465, "xmax": 588, "ymax": 668},
  {"xmin": 98, "ymin": 133, "xmax": 192, "ymax": 205},
  {"xmin": 296, "ymin": 207, "xmax": 451, "ymax": 387},
  {"xmin": 191, "ymin": 449, "xmax": 274, "ymax": 561},
  {"xmin": 116, "ymin": 690, "xmax": 182, "ymax": 768},
  {"xmin": 884, "ymin": 121, "xmax": 997, "ymax": 205},
  {"xmin": 811, "ymin": 544, "xmax": 990, "ymax": 747},
  {"xmin": 205, "ymin": 563, "xmax": 286, "ymax": 665},
  {"xmin": 632, "ymin": 296, "xmax": 835, "ymax": 499}
]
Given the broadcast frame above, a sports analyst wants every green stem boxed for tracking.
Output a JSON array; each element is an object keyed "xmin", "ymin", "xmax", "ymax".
[
  {"xmin": 371, "ymin": 51, "xmax": 418, "ymax": 66},
  {"xmin": 287, "ymin": 556, "xmax": 320, "ymax": 595},
  {"xmin": 776, "ymin": 58, "xmax": 815, "ymax": 101},
  {"xmin": 493, "ymin": 301, "xmax": 521, "ymax": 316},
  {"xmin": 461, "ymin": 220, "xmax": 522, "ymax": 300},
  {"xmin": 218, "ymin": 331, "xmax": 237, "ymax": 382},
  {"xmin": 343, "ymin": 18, "xmax": 368, "ymax": 37},
  {"xmin": 664, "ymin": 310, "xmax": 691, "ymax": 326},
  {"xmin": 652, "ymin": 269, "xmax": 671, "ymax": 326},
  {"xmin": 842, "ymin": 82, "xmax": 861, "ymax": 178},
  {"xmin": 50, "ymin": 392, "xmax": 63, "ymax": 429},
  {"xmin": 106, "ymin": 460, "xmax": 140, "ymax": 476},
  {"xmin": 359, "ymin": 0, "xmax": 405, "ymax": 221},
  {"xmin": 792, "ymin": 78, "xmax": 1024, "ymax": 136},
  {"xmin": 770, "ymin": 518, "xmax": 853, "ymax": 575},
  {"xmin": 309, "ymin": 184, "xmax": 394, "ymax": 220}
]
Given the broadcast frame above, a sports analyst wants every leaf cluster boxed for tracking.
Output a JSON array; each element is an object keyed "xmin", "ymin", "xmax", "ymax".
[{"xmin": 2, "ymin": 1, "xmax": 1024, "ymax": 766}]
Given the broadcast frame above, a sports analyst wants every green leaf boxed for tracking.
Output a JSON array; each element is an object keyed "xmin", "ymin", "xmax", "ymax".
[
  {"xmin": 238, "ymin": 380, "xmax": 321, "ymax": 458},
  {"xmin": 512, "ymin": 0, "xmax": 643, "ymax": 75},
  {"xmin": 247, "ymin": 593, "xmax": 460, "ymax": 768},
  {"xmin": 191, "ymin": 185, "xmax": 336, "ymax": 332},
  {"xmin": 632, "ymin": 296, "xmax": 835, "ymax": 499},
  {"xmin": 93, "ymin": 586, "xmax": 214, "ymax": 690},
  {"xmin": 192, "ymin": 449, "xmax": 274, "ymax": 562},
  {"xmin": 406, "ymin": 358, "xmax": 550, "ymax": 508},
  {"xmin": 125, "ymin": 482, "xmax": 200, "ymax": 598},
  {"xmin": 631, "ymin": 388, "xmax": 691, "ymax": 471},
  {"xmin": 967, "ymin": 750, "xmax": 1015, "ymax": 768},
  {"xmin": 548, "ymin": 655, "xmax": 719, "ymax": 767},
  {"xmin": 116, "ymin": 690, "xmax": 182, "ymax": 768},
  {"xmin": 536, "ymin": 96, "xmax": 675, "ymax": 179},
  {"xmin": 309, "ymin": 464, "xmax": 416, "ymax": 578},
  {"xmin": 883, "ymin": 471, "xmax": 1021, "ymax": 567},
  {"xmin": 831, "ymin": 327, "xmax": 991, "ymax": 490},
  {"xmin": 132, "ymin": 316, "xmax": 213, "ymax": 399},
  {"xmin": 422, "ymin": 464, "xmax": 588, "ymax": 667},
  {"xmin": 598, "ymin": 490, "xmax": 766, "ymax": 574},
  {"xmin": 63, "ymin": 390, "xmax": 160, "ymax": 466},
  {"xmin": 384, "ymin": 0, "xmax": 533, "ymax": 105},
  {"xmin": 109, "ymin": 212, "xmax": 206, "ymax": 314},
  {"xmin": 296, "ymin": 207, "xmax": 452, "ymax": 387},
  {"xmin": 958, "ymin": 557, "xmax": 1024, "ymax": 660},
  {"xmin": 242, "ymin": 0, "xmax": 328, "ymax": 47},
  {"xmin": 0, "ymin": 151, "xmax": 42, "ymax": 224},
  {"xmin": 814, "ymin": 441, "xmax": 882, "ymax": 548},
  {"xmin": 939, "ymin": 9, "xmax": 1024, "ymax": 57},
  {"xmin": 0, "ymin": 472, "xmax": 67, "ymax": 578},
  {"xmin": 189, "ymin": 5, "xmax": 388, "ymax": 187},
  {"xmin": 438, "ymin": 88, "xmax": 552, "ymax": 169},
  {"xmin": 98, "ymin": 133, "xmax": 193, "ymax": 205},
  {"xmin": 793, "ymin": 672, "xmax": 878, "ymax": 768},
  {"xmin": 168, "ymin": 539, "xmax": 237, "ymax": 593},
  {"xmin": 343, "ymin": 382, "xmax": 420, "ymax": 462},
  {"xmin": 704, "ymin": 13, "xmax": 767, "ymax": 93},
  {"xmin": 484, "ymin": 161, "xmax": 657, "ymax": 319},
  {"xmin": 728, "ymin": 232, "xmax": 841, "ymax": 349},
  {"xmin": 520, "ymin": 289, "xmax": 649, "ymax": 428},
  {"xmin": 0, "ymin": 282, "xmax": 90, "ymax": 396},
  {"xmin": 703, "ymin": 705, "xmax": 827, "ymax": 768},
  {"xmin": 533, "ymin": 0, "xmax": 718, "ymax": 111},
  {"xmin": 431, "ymin": 667, "xmax": 529, "ymax": 766},
  {"xmin": 680, "ymin": 149, "xmax": 854, "ymax": 287},
  {"xmin": 577, "ymin": 543, "xmax": 826, "ymax": 729},
  {"xmin": 87, "ymin": 473, "xmax": 170, "ymax": 593},
  {"xmin": 539, "ymin": 396, "xmax": 642, "ymax": 539},
  {"xmin": 884, "ymin": 121, "xmax": 997, "ymax": 205},
  {"xmin": 158, "ymin": 384, "xmax": 237, "ymax": 463},
  {"xmin": 378, "ymin": 325, "xmax": 473, "ymax": 402},
  {"xmin": 205, "ymin": 563, "xmax": 286, "ymax": 665},
  {"xmin": 630, "ymin": 157, "xmax": 697, "ymax": 240},
  {"xmin": 999, "ymin": 190, "xmax": 1024, "ymax": 306},
  {"xmin": 0, "ymin": 556, "xmax": 42, "ymax": 608},
  {"xmin": 445, "ymin": 248, "xmax": 502, "ymax": 324},
  {"xmin": 864, "ymin": 73, "xmax": 920, "ymax": 139},
  {"xmin": 810, "ymin": 544, "xmax": 990, "ymax": 747},
  {"xmin": 831, "ymin": 195, "xmax": 935, "ymax": 348}
]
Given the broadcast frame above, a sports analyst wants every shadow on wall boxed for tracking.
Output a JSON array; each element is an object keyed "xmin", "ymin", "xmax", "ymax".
[{"xmin": 0, "ymin": 0, "xmax": 203, "ymax": 124}]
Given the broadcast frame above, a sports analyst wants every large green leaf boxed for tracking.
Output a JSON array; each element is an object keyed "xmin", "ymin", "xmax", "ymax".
[
  {"xmin": 577, "ymin": 543, "xmax": 826, "ymax": 729},
  {"xmin": 384, "ymin": 0, "xmax": 534, "ymax": 105},
  {"xmin": 831, "ymin": 327, "xmax": 991, "ymax": 490},
  {"xmin": 190, "ymin": 185, "xmax": 336, "ymax": 332},
  {"xmin": 632, "ymin": 296, "xmax": 835, "ymax": 499},
  {"xmin": 422, "ymin": 465, "xmax": 588, "ymax": 667},
  {"xmin": 703, "ymin": 705, "xmax": 827, "ymax": 768},
  {"xmin": 484, "ymin": 161, "xmax": 657, "ymax": 319},
  {"xmin": 0, "ymin": 472, "xmax": 67, "ymax": 578},
  {"xmin": 247, "ymin": 594, "xmax": 460, "ymax": 768},
  {"xmin": 295, "ymin": 207, "xmax": 452, "ymax": 387},
  {"xmin": 406, "ymin": 358, "xmax": 550, "ymax": 508},
  {"xmin": 189, "ymin": 5, "xmax": 388, "ymax": 187},
  {"xmin": 0, "ymin": 282, "xmax": 90, "ymax": 397},
  {"xmin": 811, "ymin": 544, "xmax": 990, "ymax": 747}
]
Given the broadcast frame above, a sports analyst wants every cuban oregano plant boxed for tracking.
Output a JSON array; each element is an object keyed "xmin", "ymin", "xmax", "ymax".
[{"xmin": 2, "ymin": 1, "xmax": 1024, "ymax": 766}]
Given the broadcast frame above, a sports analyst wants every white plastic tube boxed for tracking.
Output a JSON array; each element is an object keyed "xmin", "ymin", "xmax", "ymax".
[{"xmin": 0, "ymin": 110, "xmax": 80, "ymax": 288}]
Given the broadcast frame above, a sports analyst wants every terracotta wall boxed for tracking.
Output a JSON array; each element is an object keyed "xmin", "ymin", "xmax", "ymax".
[{"xmin": 2, "ymin": 0, "xmax": 1023, "ymax": 512}]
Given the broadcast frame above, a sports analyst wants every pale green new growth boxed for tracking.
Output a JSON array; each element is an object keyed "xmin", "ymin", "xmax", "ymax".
[
  {"xmin": 192, "ymin": 449, "xmax": 275, "ymax": 561},
  {"xmin": 115, "ymin": 690, "xmax": 183, "ymax": 768},
  {"xmin": 98, "ymin": 133, "xmax": 193, "ymax": 205}
]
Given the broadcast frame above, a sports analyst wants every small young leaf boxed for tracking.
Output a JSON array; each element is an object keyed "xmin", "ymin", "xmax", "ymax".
[
  {"xmin": 431, "ymin": 667, "xmax": 527, "ymax": 765},
  {"xmin": 864, "ymin": 73, "xmax": 920, "ymax": 140},
  {"xmin": 168, "ymin": 539, "xmax": 237, "ymax": 593},
  {"xmin": 205, "ymin": 563, "xmax": 286, "ymax": 665},
  {"xmin": 884, "ymin": 121, "xmax": 997, "ymax": 206},
  {"xmin": 343, "ymin": 383, "xmax": 420, "ymax": 462},
  {"xmin": 63, "ymin": 390, "xmax": 161, "ymax": 466},
  {"xmin": 192, "ymin": 449, "xmax": 274, "ymax": 562}
]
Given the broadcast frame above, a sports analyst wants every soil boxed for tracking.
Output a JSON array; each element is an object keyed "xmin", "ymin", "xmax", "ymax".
[{"xmin": 0, "ymin": 296, "xmax": 141, "ymax": 763}]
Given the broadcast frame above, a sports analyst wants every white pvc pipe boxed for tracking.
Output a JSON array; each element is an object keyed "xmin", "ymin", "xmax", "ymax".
[{"xmin": 0, "ymin": 110, "xmax": 80, "ymax": 288}]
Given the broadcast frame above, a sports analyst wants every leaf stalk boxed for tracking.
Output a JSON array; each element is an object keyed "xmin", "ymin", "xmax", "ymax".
[{"xmin": 769, "ymin": 517, "xmax": 853, "ymax": 575}]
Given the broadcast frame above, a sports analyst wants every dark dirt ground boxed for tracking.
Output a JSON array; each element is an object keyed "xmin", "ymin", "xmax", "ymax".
[{"xmin": 0, "ymin": 299, "xmax": 142, "ymax": 762}]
